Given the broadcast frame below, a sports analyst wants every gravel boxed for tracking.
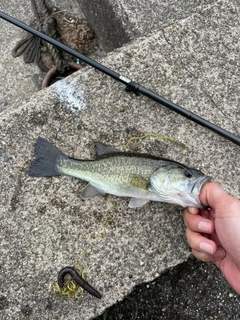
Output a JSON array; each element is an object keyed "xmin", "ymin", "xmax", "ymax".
[{"xmin": 95, "ymin": 256, "xmax": 240, "ymax": 320}]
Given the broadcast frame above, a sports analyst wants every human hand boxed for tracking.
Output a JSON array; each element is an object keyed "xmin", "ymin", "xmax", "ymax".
[{"xmin": 183, "ymin": 182, "xmax": 240, "ymax": 294}]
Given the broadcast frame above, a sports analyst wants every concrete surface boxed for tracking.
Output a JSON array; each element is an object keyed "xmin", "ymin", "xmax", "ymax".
[
  {"xmin": 0, "ymin": 0, "xmax": 240, "ymax": 319},
  {"xmin": 77, "ymin": 0, "xmax": 216, "ymax": 52}
]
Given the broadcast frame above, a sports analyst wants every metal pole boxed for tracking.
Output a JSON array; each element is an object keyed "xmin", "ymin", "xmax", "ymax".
[{"xmin": 1, "ymin": 11, "xmax": 240, "ymax": 146}]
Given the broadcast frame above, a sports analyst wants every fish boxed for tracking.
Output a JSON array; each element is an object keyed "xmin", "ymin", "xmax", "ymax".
[{"xmin": 28, "ymin": 137, "xmax": 211, "ymax": 208}]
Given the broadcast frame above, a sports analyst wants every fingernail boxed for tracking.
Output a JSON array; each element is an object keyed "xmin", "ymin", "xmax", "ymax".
[
  {"xmin": 188, "ymin": 207, "xmax": 199, "ymax": 215},
  {"xmin": 198, "ymin": 221, "xmax": 212, "ymax": 233},
  {"xmin": 200, "ymin": 242, "xmax": 214, "ymax": 254},
  {"xmin": 213, "ymin": 248, "xmax": 226, "ymax": 260}
]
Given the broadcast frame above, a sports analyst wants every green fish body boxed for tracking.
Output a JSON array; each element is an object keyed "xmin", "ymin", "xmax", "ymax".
[{"xmin": 28, "ymin": 137, "xmax": 211, "ymax": 208}]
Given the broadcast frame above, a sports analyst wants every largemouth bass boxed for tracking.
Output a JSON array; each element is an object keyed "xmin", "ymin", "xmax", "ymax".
[{"xmin": 28, "ymin": 137, "xmax": 211, "ymax": 208}]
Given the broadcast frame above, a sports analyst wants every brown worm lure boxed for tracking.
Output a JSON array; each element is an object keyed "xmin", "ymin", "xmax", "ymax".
[
  {"xmin": 41, "ymin": 65, "xmax": 57, "ymax": 88},
  {"xmin": 57, "ymin": 266, "xmax": 102, "ymax": 299}
]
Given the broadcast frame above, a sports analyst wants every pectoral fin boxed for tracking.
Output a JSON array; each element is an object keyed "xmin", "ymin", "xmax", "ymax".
[
  {"xmin": 81, "ymin": 183, "xmax": 103, "ymax": 199},
  {"xmin": 129, "ymin": 198, "xmax": 149, "ymax": 208}
]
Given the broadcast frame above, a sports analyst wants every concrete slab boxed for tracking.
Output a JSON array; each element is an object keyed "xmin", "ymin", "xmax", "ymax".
[
  {"xmin": 0, "ymin": 1, "xmax": 239, "ymax": 319},
  {"xmin": 77, "ymin": 0, "xmax": 216, "ymax": 52}
]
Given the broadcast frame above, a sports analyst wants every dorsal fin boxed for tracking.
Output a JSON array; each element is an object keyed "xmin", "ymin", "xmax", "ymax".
[{"xmin": 94, "ymin": 142, "xmax": 121, "ymax": 157}]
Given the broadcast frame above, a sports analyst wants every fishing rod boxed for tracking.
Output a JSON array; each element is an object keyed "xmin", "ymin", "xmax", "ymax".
[{"xmin": 1, "ymin": 11, "xmax": 240, "ymax": 147}]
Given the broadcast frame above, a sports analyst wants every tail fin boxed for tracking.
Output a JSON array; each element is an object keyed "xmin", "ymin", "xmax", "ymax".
[{"xmin": 28, "ymin": 137, "xmax": 68, "ymax": 177}]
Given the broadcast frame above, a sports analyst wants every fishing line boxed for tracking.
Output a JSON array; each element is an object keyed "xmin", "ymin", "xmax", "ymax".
[
  {"xmin": 1, "ymin": 11, "xmax": 240, "ymax": 146},
  {"xmin": 52, "ymin": 197, "xmax": 116, "ymax": 299},
  {"xmin": 117, "ymin": 133, "xmax": 188, "ymax": 150}
]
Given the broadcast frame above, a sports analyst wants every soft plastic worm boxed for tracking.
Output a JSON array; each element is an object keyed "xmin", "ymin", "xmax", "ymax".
[
  {"xmin": 57, "ymin": 266, "xmax": 102, "ymax": 299},
  {"xmin": 41, "ymin": 65, "xmax": 57, "ymax": 88}
]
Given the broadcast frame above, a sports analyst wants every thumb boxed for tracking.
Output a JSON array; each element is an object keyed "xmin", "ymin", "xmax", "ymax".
[{"xmin": 199, "ymin": 182, "xmax": 231, "ymax": 210}]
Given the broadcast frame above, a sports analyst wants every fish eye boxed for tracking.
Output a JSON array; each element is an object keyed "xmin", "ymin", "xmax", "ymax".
[{"xmin": 183, "ymin": 169, "xmax": 192, "ymax": 178}]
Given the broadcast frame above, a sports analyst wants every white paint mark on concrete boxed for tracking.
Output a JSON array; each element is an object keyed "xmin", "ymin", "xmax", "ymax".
[{"xmin": 51, "ymin": 79, "xmax": 86, "ymax": 114}]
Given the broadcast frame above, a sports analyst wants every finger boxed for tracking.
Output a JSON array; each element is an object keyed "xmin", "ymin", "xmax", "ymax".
[
  {"xmin": 192, "ymin": 249, "xmax": 215, "ymax": 262},
  {"xmin": 187, "ymin": 206, "xmax": 200, "ymax": 215},
  {"xmin": 192, "ymin": 247, "xmax": 226, "ymax": 263},
  {"xmin": 186, "ymin": 228, "xmax": 217, "ymax": 254},
  {"xmin": 184, "ymin": 211, "xmax": 214, "ymax": 234},
  {"xmin": 209, "ymin": 232, "xmax": 223, "ymax": 248},
  {"xmin": 184, "ymin": 206, "xmax": 211, "ymax": 218}
]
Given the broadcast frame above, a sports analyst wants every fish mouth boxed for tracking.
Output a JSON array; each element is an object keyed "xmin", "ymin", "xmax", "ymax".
[{"xmin": 191, "ymin": 175, "xmax": 211, "ymax": 193}]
